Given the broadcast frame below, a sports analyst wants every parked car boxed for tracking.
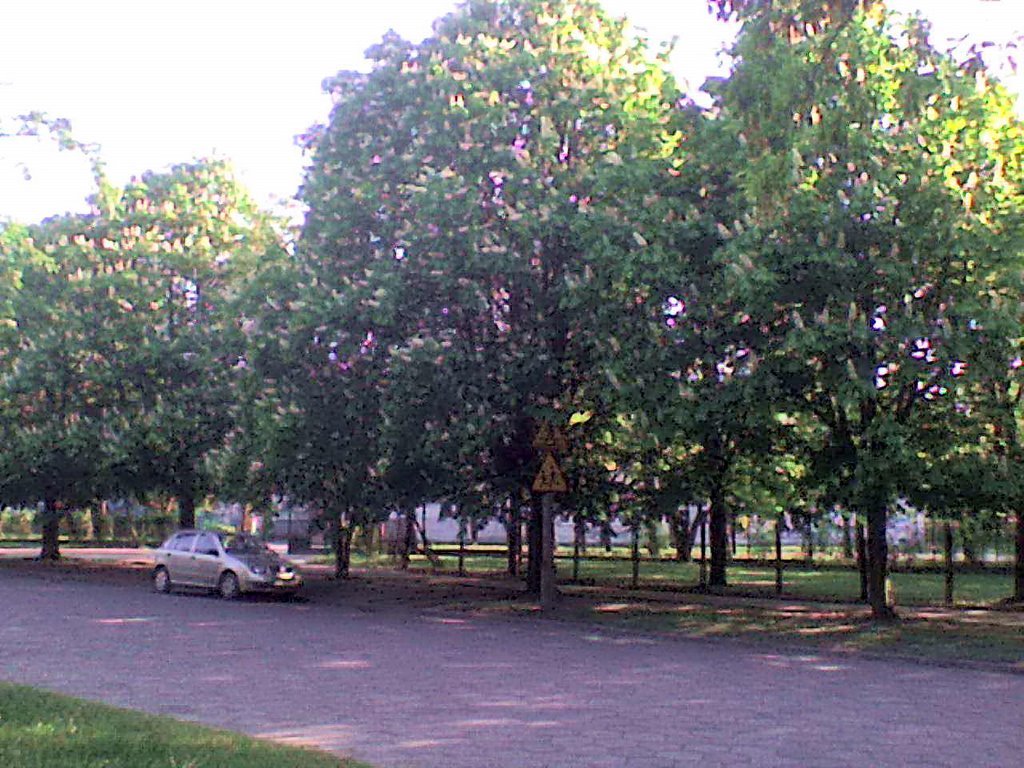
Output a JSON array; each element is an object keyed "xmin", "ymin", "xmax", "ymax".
[{"xmin": 152, "ymin": 530, "xmax": 302, "ymax": 599}]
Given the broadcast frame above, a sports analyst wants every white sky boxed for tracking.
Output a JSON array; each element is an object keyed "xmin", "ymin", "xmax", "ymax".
[{"xmin": 1, "ymin": 0, "xmax": 1021, "ymax": 223}]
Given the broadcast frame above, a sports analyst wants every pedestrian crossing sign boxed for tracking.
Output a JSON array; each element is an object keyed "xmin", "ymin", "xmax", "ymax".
[
  {"xmin": 532, "ymin": 422, "xmax": 568, "ymax": 453},
  {"xmin": 532, "ymin": 452, "xmax": 568, "ymax": 493}
]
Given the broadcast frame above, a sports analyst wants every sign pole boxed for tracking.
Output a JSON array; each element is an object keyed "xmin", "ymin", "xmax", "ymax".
[
  {"xmin": 532, "ymin": 421, "xmax": 570, "ymax": 612},
  {"xmin": 541, "ymin": 492, "xmax": 557, "ymax": 610}
]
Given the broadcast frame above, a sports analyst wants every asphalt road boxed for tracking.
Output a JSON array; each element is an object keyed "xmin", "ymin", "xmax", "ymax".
[{"xmin": 1, "ymin": 572, "xmax": 1022, "ymax": 768}]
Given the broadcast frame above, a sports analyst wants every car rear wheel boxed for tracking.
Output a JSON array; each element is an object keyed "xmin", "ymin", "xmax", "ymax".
[
  {"xmin": 153, "ymin": 566, "xmax": 172, "ymax": 594},
  {"xmin": 218, "ymin": 571, "xmax": 240, "ymax": 600}
]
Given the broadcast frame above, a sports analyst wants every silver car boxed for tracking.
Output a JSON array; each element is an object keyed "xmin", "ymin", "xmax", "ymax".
[{"xmin": 152, "ymin": 530, "xmax": 303, "ymax": 599}]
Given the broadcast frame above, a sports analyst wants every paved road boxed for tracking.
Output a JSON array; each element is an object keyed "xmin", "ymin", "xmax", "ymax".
[{"xmin": 1, "ymin": 573, "xmax": 1022, "ymax": 768}]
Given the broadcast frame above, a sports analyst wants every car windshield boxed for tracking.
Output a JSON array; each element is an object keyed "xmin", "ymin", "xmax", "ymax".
[{"xmin": 221, "ymin": 534, "xmax": 268, "ymax": 554}]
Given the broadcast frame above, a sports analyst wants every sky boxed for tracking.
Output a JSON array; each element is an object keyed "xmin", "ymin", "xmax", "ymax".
[{"xmin": 1, "ymin": 0, "xmax": 1021, "ymax": 224}]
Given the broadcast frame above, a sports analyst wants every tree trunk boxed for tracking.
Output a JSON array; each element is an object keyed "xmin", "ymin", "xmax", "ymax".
[
  {"xmin": 413, "ymin": 515, "xmax": 442, "ymax": 568},
  {"xmin": 699, "ymin": 518, "xmax": 708, "ymax": 589},
  {"xmin": 506, "ymin": 501, "xmax": 521, "ymax": 577},
  {"xmin": 91, "ymin": 501, "xmax": 110, "ymax": 542},
  {"xmin": 572, "ymin": 515, "xmax": 584, "ymax": 582},
  {"xmin": 804, "ymin": 520, "xmax": 814, "ymax": 564},
  {"xmin": 1015, "ymin": 511, "xmax": 1024, "ymax": 602},
  {"xmin": 539, "ymin": 494, "xmax": 558, "ymax": 609},
  {"xmin": 855, "ymin": 516, "xmax": 868, "ymax": 601},
  {"xmin": 39, "ymin": 499, "xmax": 61, "ymax": 561},
  {"xmin": 671, "ymin": 507, "xmax": 693, "ymax": 561},
  {"xmin": 960, "ymin": 523, "xmax": 979, "ymax": 565},
  {"xmin": 631, "ymin": 524, "xmax": 640, "ymax": 589},
  {"xmin": 400, "ymin": 508, "xmax": 417, "ymax": 569},
  {"xmin": 178, "ymin": 491, "xmax": 196, "ymax": 530},
  {"xmin": 526, "ymin": 500, "xmax": 542, "ymax": 594},
  {"xmin": 366, "ymin": 522, "xmax": 380, "ymax": 556},
  {"xmin": 944, "ymin": 520, "xmax": 955, "ymax": 607},
  {"xmin": 730, "ymin": 512, "xmax": 737, "ymax": 557},
  {"xmin": 709, "ymin": 483, "xmax": 729, "ymax": 589},
  {"xmin": 458, "ymin": 516, "xmax": 467, "ymax": 577},
  {"xmin": 866, "ymin": 504, "xmax": 895, "ymax": 619},
  {"xmin": 335, "ymin": 523, "xmax": 351, "ymax": 579},
  {"xmin": 841, "ymin": 511, "xmax": 854, "ymax": 559},
  {"xmin": 775, "ymin": 511, "xmax": 784, "ymax": 597}
]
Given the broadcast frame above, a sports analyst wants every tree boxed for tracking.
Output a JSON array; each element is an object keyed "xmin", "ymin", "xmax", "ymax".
[
  {"xmin": 0, "ymin": 215, "xmax": 120, "ymax": 558},
  {"xmin": 1, "ymin": 110, "xmax": 107, "ymax": 333},
  {"xmin": 297, "ymin": 0, "xmax": 681, "ymax": 590},
  {"xmin": 0, "ymin": 160, "xmax": 284, "ymax": 558},
  {"xmin": 710, "ymin": 1, "xmax": 1024, "ymax": 617},
  {"xmin": 568, "ymin": 81, "xmax": 792, "ymax": 589},
  {"xmin": 0, "ymin": 110, "xmax": 107, "ymax": 193},
  {"xmin": 97, "ymin": 160, "xmax": 286, "ymax": 528}
]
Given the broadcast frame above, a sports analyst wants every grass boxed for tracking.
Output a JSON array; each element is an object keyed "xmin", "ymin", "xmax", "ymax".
[
  {"xmin": 0, "ymin": 682, "xmax": 365, "ymax": 768},
  {"xmin": 307, "ymin": 551, "xmax": 1024, "ymax": 666},
  {"xmin": 368, "ymin": 552, "xmax": 1015, "ymax": 607},
  {"xmin": 559, "ymin": 598, "xmax": 1024, "ymax": 666}
]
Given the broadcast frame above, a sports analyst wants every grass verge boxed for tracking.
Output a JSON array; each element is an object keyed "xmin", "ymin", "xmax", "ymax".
[
  {"xmin": 376, "ymin": 553, "xmax": 1015, "ymax": 607},
  {"xmin": 337, "ymin": 561, "xmax": 1024, "ymax": 667},
  {"xmin": 430, "ymin": 581, "xmax": 1024, "ymax": 668},
  {"xmin": 0, "ymin": 682, "xmax": 365, "ymax": 768}
]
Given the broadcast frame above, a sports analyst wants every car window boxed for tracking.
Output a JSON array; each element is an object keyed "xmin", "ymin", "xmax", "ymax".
[
  {"xmin": 173, "ymin": 533, "xmax": 197, "ymax": 552},
  {"xmin": 222, "ymin": 534, "xmax": 267, "ymax": 554},
  {"xmin": 195, "ymin": 533, "xmax": 220, "ymax": 556}
]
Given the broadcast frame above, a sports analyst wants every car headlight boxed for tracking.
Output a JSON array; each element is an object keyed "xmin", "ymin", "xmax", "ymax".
[{"xmin": 250, "ymin": 564, "xmax": 268, "ymax": 576}]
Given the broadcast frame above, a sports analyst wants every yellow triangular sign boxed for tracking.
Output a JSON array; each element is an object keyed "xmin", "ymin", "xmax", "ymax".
[
  {"xmin": 533, "ymin": 422, "xmax": 569, "ymax": 453},
  {"xmin": 532, "ymin": 422, "xmax": 553, "ymax": 450},
  {"xmin": 532, "ymin": 452, "xmax": 568, "ymax": 493}
]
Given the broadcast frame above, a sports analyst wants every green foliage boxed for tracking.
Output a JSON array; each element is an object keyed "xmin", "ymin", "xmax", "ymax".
[
  {"xmin": 95, "ymin": 160, "xmax": 287, "ymax": 510},
  {"xmin": 706, "ymin": 1, "xmax": 1024, "ymax": 608},
  {"xmin": 290, "ymin": 0, "xmax": 682, "ymax": 522},
  {"xmin": 0, "ymin": 159, "xmax": 286, "ymax": 546},
  {"xmin": 0, "ymin": 508, "xmax": 34, "ymax": 538}
]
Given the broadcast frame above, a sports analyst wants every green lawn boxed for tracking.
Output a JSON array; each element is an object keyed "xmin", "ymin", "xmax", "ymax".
[
  {"xmin": 347, "ymin": 554, "xmax": 1023, "ymax": 666},
  {"xmin": 0, "ymin": 682, "xmax": 364, "ymax": 768},
  {"xmin": 559, "ymin": 597, "xmax": 1024, "ymax": 666},
  {"xmin": 375, "ymin": 552, "xmax": 1014, "ymax": 607}
]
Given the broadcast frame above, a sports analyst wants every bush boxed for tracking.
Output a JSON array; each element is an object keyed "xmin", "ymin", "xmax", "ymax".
[
  {"xmin": 0, "ymin": 508, "xmax": 35, "ymax": 539},
  {"xmin": 91, "ymin": 506, "xmax": 114, "ymax": 541},
  {"xmin": 142, "ymin": 513, "xmax": 177, "ymax": 543},
  {"xmin": 61, "ymin": 510, "xmax": 91, "ymax": 540}
]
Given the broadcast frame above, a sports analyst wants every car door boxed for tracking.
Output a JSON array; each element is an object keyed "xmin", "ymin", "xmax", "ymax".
[
  {"xmin": 192, "ymin": 533, "xmax": 223, "ymax": 587},
  {"xmin": 165, "ymin": 532, "xmax": 198, "ymax": 584}
]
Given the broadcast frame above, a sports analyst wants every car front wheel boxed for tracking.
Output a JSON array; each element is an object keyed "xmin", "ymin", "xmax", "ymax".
[
  {"xmin": 218, "ymin": 571, "xmax": 240, "ymax": 600},
  {"xmin": 153, "ymin": 566, "xmax": 172, "ymax": 594}
]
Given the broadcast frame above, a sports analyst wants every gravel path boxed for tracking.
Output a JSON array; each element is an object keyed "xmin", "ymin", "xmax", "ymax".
[{"xmin": 1, "ymin": 571, "xmax": 1022, "ymax": 767}]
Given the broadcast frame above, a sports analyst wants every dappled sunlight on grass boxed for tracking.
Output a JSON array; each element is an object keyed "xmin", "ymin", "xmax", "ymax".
[
  {"xmin": 594, "ymin": 602, "xmax": 634, "ymax": 612},
  {"xmin": 794, "ymin": 624, "xmax": 859, "ymax": 636},
  {"xmin": 766, "ymin": 607, "xmax": 852, "ymax": 620}
]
